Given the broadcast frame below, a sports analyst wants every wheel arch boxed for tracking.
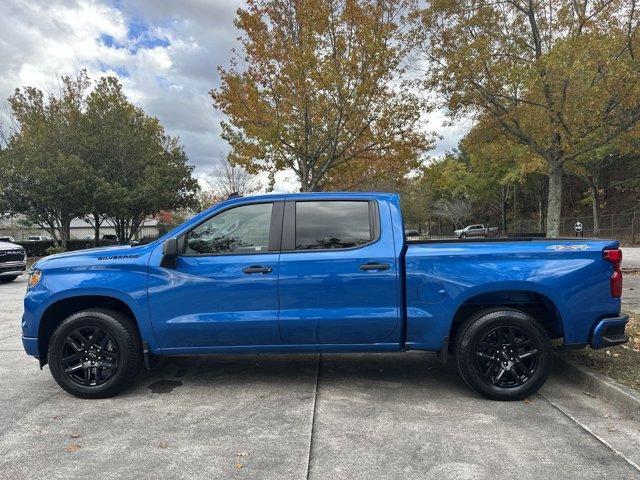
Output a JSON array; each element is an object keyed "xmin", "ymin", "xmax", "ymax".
[
  {"xmin": 38, "ymin": 295, "xmax": 141, "ymax": 368},
  {"xmin": 448, "ymin": 288, "xmax": 564, "ymax": 347}
]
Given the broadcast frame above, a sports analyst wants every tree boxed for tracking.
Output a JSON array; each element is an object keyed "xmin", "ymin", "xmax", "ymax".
[
  {"xmin": 417, "ymin": 0, "xmax": 640, "ymax": 236},
  {"xmin": 461, "ymin": 123, "xmax": 536, "ymax": 233},
  {"xmin": 212, "ymin": 0, "xmax": 432, "ymax": 192},
  {"xmin": 206, "ymin": 156, "xmax": 259, "ymax": 198},
  {"xmin": 196, "ymin": 190, "xmax": 225, "ymax": 213},
  {"xmin": 81, "ymin": 77, "xmax": 127, "ymax": 245},
  {"xmin": 3, "ymin": 74, "xmax": 93, "ymax": 247},
  {"xmin": 81, "ymin": 76, "xmax": 199, "ymax": 243},
  {"xmin": 1, "ymin": 73, "xmax": 200, "ymax": 246},
  {"xmin": 432, "ymin": 198, "xmax": 473, "ymax": 228},
  {"xmin": 570, "ymin": 147, "xmax": 618, "ymax": 235}
]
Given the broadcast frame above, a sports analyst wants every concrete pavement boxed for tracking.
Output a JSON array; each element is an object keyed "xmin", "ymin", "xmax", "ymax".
[
  {"xmin": 623, "ymin": 274, "xmax": 640, "ymax": 314},
  {"xmin": 622, "ymin": 247, "xmax": 640, "ymax": 270},
  {"xmin": 1, "ymin": 276, "xmax": 639, "ymax": 479}
]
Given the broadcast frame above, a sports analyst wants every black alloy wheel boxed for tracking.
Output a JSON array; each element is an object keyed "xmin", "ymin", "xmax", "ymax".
[
  {"xmin": 61, "ymin": 326, "xmax": 120, "ymax": 387},
  {"xmin": 473, "ymin": 326, "xmax": 538, "ymax": 388},
  {"xmin": 455, "ymin": 308, "xmax": 551, "ymax": 400},
  {"xmin": 48, "ymin": 308, "xmax": 142, "ymax": 398}
]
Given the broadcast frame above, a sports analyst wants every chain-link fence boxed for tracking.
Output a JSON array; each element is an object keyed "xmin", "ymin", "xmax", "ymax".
[
  {"xmin": 405, "ymin": 212, "xmax": 640, "ymax": 243},
  {"xmin": 511, "ymin": 213, "xmax": 639, "ymax": 242}
]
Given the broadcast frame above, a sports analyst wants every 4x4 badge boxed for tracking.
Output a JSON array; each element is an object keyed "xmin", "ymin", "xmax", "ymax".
[{"xmin": 545, "ymin": 244, "xmax": 590, "ymax": 251}]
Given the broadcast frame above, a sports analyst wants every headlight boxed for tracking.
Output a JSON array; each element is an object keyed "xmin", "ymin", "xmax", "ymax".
[{"xmin": 27, "ymin": 269, "xmax": 42, "ymax": 288}]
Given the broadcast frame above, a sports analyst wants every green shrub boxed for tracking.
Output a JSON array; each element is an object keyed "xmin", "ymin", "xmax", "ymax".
[
  {"xmin": 16, "ymin": 239, "xmax": 118, "ymax": 256},
  {"xmin": 45, "ymin": 245, "xmax": 66, "ymax": 256}
]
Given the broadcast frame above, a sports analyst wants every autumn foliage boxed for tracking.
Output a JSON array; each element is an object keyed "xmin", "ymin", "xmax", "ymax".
[{"xmin": 212, "ymin": 0, "xmax": 432, "ymax": 192}]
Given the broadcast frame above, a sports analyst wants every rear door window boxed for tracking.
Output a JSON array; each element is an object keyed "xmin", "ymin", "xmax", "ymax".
[{"xmin": 295, "ymin": 201, "xmax": 374, "ymax": 250}]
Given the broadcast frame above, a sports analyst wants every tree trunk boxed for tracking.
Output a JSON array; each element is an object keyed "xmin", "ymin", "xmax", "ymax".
[
  {"xmin": 537, "ymin": 195, "xmax": 544, "ymax": 233},
  {"xmin": 93, "ymin": 213, "xmax": 100, "ymax": 247},
  {"xmin": 299, "ymin": 164, "xmax": 311, "ymax": 192},
  {"xmin": 546, "ymin": 161, "xmax": 563, "ymax": 238},
  {"xmin": 590, "ymin": 183, "xmax": 600, "ymax": 236},
  {"xmin": 60, "ymin": 218, "xmax": 71, "ymax": 249},
  {"xmin": 500, "ymin": 186, "xmax": 508, "ymax": 234}
]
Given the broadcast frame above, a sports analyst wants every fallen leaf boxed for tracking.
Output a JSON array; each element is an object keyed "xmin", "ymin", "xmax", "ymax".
[
  {"xmin": 157, "ymin": 441, "xmax": 169, "ymax": 449},
  {"xmin": 70, "ymin": 433, "xmax": 81, "ymax": 439},
  {"xmin": 65, "ymin": 443, "xmax": 81, "ymax": 453},
  {"xmin": 234, "ymin": 464, "xmax": 244, "ymax": 470},
  {"xmin": 608, "ymin": 427, "xmax": 616, "ymax": 432},
  {"xmin": 523, "ymin": 398, "xmax": 531, "ymax": 404},
  {"xmin": 236, "ymin": 452, "xmax": 248, "ymax": 457}
]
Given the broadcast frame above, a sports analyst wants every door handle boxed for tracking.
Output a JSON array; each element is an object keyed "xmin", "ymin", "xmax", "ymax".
[
  {"xmin": 242, "ymin": 265, "xmax": 273, "ymax": 274},
  {"xmin": 359, "ymin": 262, "xmax": 391, "ymax": 271}
]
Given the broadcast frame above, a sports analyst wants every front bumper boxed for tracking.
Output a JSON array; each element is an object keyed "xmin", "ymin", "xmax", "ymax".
[
  {"xmin": 590, "ymin": 315, "xmax": 629, "ymax": 349},
  {"xmin": 0, "ymin": 261, "xmax": 27, "ymax": 277},
  {"xmin": 22, "ymin": 336, "xmax": 39, "ymax": 358}
]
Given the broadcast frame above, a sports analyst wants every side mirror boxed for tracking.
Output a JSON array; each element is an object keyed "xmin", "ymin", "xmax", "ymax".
[{"xmin": 160, "ymin": 237, "xmax": 178, "ymax": 268}]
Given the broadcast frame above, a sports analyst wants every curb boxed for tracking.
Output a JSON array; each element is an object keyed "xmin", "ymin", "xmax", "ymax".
[
  {"xmin": 553, "ymin": 353, "xmax": 640, "ymax": 421},
  {"xmin": 622, "ymin": 267, "xmax": 640, "ymax": 273}
]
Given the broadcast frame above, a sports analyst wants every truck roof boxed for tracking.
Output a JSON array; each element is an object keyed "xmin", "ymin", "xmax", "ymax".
[{"xmin": 221, "ymin": 191, "xmax": 398, "ymax": 202}]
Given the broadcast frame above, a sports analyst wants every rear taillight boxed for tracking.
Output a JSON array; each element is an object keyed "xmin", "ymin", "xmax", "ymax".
[{"xmin": 603, "ymin": 248, "xmax": 622, "ymax": 298}]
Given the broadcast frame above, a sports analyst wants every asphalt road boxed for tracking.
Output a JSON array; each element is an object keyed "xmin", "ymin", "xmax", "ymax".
[{"xmin": 1, "ymin": 275, "xmax": 639, "ymax": 479}]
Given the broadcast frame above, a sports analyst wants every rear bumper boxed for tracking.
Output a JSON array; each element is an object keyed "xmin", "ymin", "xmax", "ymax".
[{"xmin": 590, "ymin": 315, "xmax": 629, "ymax": 349}]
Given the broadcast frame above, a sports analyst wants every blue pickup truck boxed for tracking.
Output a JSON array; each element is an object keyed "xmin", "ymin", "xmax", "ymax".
[{"xmin": 22, "ymin": 192, "xmax": 628, "ymax": 400}]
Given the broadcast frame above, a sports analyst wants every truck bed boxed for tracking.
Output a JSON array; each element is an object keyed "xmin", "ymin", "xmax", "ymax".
[{"xmin": 403, "ymin": 238, "xmax": 621, "ymax": 351}]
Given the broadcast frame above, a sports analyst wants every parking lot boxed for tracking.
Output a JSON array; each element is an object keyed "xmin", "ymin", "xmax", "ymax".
[{"xmin": 1, "ymin": 275, "xmax": 639, "ymax": 479}]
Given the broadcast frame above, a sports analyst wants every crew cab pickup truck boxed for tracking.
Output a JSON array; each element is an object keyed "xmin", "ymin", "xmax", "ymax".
[
  {"xmin": 454, "ymin": 224, "xmax": 499, "ymax": 239},
  {"xmin": 22, "ymin": 193, "xmax": 628, "ymax": 400}
]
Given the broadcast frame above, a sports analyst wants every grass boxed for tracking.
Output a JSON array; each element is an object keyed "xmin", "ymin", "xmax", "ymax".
[{"xmin": 567, "ymin": 311, "xmax": 640, "ymax": 392}]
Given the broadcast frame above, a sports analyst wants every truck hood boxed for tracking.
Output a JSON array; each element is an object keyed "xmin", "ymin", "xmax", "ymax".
[
  {"xmin": 34, "ymin": 243, "xmax": 157, "ymax": 270},
  {"xmin": 0, "ymin": 241, "xmax": 24, "ymax": 251}
]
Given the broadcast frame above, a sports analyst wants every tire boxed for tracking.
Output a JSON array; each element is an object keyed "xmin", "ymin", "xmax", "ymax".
[
  {"xmin": 460, "ymin": 233, "xmax": 466, "ymax": 239},
  {"xmin": 0, "ymin": 276, "xmax": 18, "ymax": 283},
  {"xmin": 455, "ymin": 308, "xmax": 551, "ymax": 401},
  {"xmin": 48, "ymin": 308, "xmax": 142, "ymax": 398}
]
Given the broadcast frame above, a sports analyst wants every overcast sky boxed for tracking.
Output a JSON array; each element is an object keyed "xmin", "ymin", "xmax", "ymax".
[{"xmin": 0, "ymin": 0, "xmax": 469, "ymax": 192}]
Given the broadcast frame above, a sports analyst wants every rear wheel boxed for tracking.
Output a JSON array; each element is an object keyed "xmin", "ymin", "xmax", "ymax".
[
  {"xmin": 0, "ymin": 276, "xmax": 18, "ymax": 283},
  {"xmin": 48, "ymin": 309, "xmax": 142, "ymax": 398},
  {"xmin": 455, "ymin": 308, "xmax": 551, "ymax": 400}
]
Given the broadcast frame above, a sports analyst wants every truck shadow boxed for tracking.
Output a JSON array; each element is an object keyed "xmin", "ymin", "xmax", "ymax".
[{"xmin": 136, "ymin": 352, "xmax": 465, "ymax": 396}]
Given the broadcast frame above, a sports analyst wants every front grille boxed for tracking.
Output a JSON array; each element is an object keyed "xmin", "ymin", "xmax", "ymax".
[{"xmin": 0, "ymin": 250, "xmax": 26, "ymax": 263}]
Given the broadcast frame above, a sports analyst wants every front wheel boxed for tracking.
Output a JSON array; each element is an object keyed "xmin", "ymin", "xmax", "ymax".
[
  {"xmin": 455, "ymin": 308, "xmax": 551, "ymax": 401},
  {"xmin": 48, "ymin": 308, "xmax": 142, "ymax": 398}
]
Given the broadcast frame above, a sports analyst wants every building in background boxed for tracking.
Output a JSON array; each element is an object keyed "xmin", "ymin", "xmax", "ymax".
[{"xmin": 0, "ymin": 216, "xmax": 159, "ymax": 241}]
